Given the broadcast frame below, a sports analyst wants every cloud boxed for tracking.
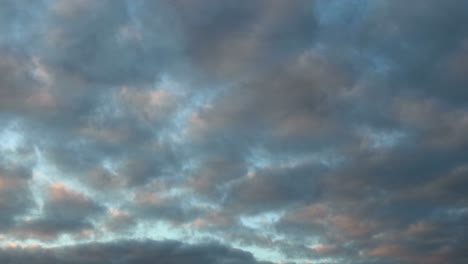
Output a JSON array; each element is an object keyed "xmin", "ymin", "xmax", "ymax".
[
  {"xmin": 42, "ymin": 0, "xmax": 181, "ymax": 85},
  {"xmin": 13, "ymin": 183, "xmax": 104, "ymax": 240},
  {"xmin": 0, "ymin": 240, "xmax": 272, "ymax": 264},
  {"xmin": 0, "ymin": 0, "xmax": 467, "ymax": 263},
  {"xmin": 0, "ymin": 162, "xmax": 33, "ymax": 230},
  {"xmin": 169, "ymin": 0, "xmax": 317, "ymax": 80}
]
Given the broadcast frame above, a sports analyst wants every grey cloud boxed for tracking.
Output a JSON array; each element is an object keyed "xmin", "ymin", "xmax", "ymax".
[
  {"xmin": 14, "ymin": 183, "xmax": 104, "ymax": 240},
  {"xmin": 0, "ymin": 163, "xmax": 33, "ymax": 230},
  {"xmin": 188, "ymin": 156, "xmax": 247, "ymax": 200},
  {"xmin": 227, "ymin": 162, "xmax": 327, "ymax": 213},
  {"xmin": 116, "ymin": 144, "xmax": 181, "ymax": 187},
  {"xmin": 168, "ymin": 0, "xmax": 317, "ymax": 79},
  {"xmin": 129, "ymin": 195, "xmax": 202, "ymax": 224},
  {"xmin": 190, "ymin": 49, "xmax": 352, "ymax": 150},
  {"xmin": 0, "ymin": 240, "xmax": 272, "ymax": 264},
  {"xmin": 0, "ymin": 0, "xmax": 46, "ymax": 52},
  {"xmin": 0, "ymin": 0, "xmax": 468, "ymax": 263},
  {"xmin": 318, "ymin": 0, "xmax": 468, "ymax": 103},
  {"xmin": 0, "ymin": 51, "xmax": 38, "ymax": 113},
  {"xmin": 42, "ymin": 0, "xmax": 180, "ymax": 86}
]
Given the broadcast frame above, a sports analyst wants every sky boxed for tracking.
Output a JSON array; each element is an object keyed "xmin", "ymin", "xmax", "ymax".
[{"xmin": 0, "ymin": 0, "xmax": 468, "ymax": 263}]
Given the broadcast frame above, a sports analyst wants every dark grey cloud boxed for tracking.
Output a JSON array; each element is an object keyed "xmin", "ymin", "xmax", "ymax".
[
  {"xmin": 0, "ymin": 162, "xmax": 33, "ymax": 230},
  {"xmin": 188, "ymin": 49, "xmax": 352, "ymax": 151},
  {"xmin": 0, "ymin": 240, "xmax": 272, "ymax": 264},
  {"xmin": 129, "ymin": 190, "xmax": 202, "ymax": 224},
  {"xmin": 0, "ymin": 51, "xmax": 38, "ymax": 114},
  {"xmin": 226, "ymin": 161, "xmax": 327, "ymax": 213},
  {"xmin": 42, "ymin": 0, "xmax": 181, "ymax": 86},
  {"xmin": 13, "ymin": 183, "xmax": 105, "ymax": 240},
  {"xmin": 168, "ymin": 0, "xmax": 317, "ymax": 80}
]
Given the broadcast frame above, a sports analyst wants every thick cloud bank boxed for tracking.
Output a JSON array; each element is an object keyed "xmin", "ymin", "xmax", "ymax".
[{"xmin": 0, "ymin": 240, "xmax": 272, "ymax": 264}]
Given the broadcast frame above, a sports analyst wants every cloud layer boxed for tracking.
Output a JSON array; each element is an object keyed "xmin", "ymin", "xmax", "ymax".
[
  {"xmin": 1, "ymin": 0, "xmax": 467, "ymax": 263},
  {"xmin": 0, "ymin": 240, "xmax": 272, "ymax": 264}
]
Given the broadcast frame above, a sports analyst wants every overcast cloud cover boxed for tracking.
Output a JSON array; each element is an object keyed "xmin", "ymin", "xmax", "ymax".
[{"xmin": 0, "ymin": 0, "xmax": 468, "ymax": 263}]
